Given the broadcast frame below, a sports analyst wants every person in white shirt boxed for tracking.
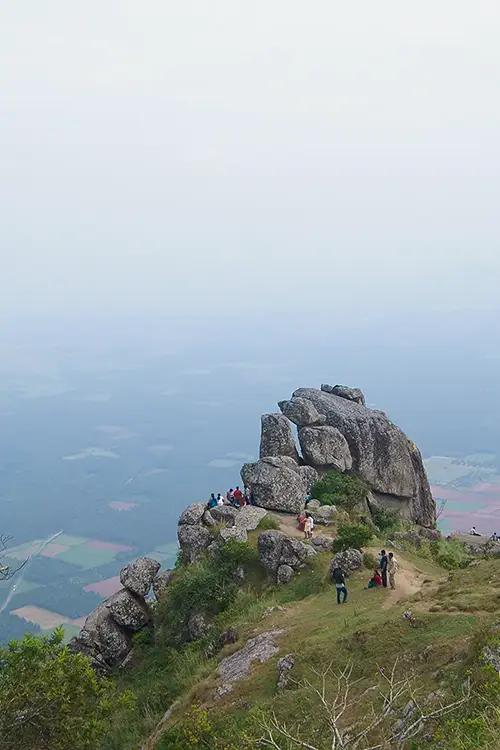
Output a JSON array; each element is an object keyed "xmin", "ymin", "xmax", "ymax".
[{"xmin": 470, "ymin": 525, "xmax": 481, "ymax": 536}]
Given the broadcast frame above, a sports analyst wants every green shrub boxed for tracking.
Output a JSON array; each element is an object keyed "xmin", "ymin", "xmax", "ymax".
[
  {"xmin": 157, "ymin": 705, "xmax": 255, "ymax": 749},
  {"xmin": 0, "ymin": 629, "xmax": 131, "ymax": 750},
  {"xmin": 371, "ymin": 506, "xmax": 400, "ymax": 533},
  {"xmin": 333, "ymin": 523, "xmax": 373, "ymax": 552},
  {"xmin": 311, "ymin": 470, "xmax": 368, "ymax": 511},
  {"xmin": 363, "ymin": 551, "xmax": 378, "ymax": 570},
  {"xmin": 257, "ymin": 514, "xmax": 280, "ymax": 530},
  {"xmin": 430, "ymin": 538, "xmax": 472, "ymax": 570},
  {"xmin": 155, "ymin": 540, "xmax": 258, "ymax": 643}
]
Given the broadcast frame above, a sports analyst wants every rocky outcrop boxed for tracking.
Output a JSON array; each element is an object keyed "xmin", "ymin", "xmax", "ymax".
[
  {"xmin": 298, "ymin": 425, "xmax": 352, "ymax": 471},
  {"xmin": 178, "ymin": 502, "xmax": 206, "ymax": 526},
  {"xmin": 293, "ymin": 387, "xmax": 435, "ymax": 526},
  {"xmin": 321, "ymin": 383, "xmax": 366, "ymax": 405},
  {"xmin": 234, "ymin": 505, "xmax": 268, "ymax": 530},
  {"xmin": 70, "ymin": 556, "xmax": 164, "ymax": 672},
  {"xmin": 311, "ymin": 535, "xmax": 334, "ymax": 552},
  {"xmin": 258, "ymin": 530, "xmax": 316, "ymax": 582},
  {"xmin": 216, "ymin": 629, "xmax": 285, "ymax": 696},
  {"xmin": 119, "ymin": 557, "xmax": 160, "ymax": 597},
  {"xmin": 278, "ymin": 397, "xmax": 325, "ymax": 427},
  {"xmin": 259, "ymin": 413, "xmax": 299, "ymax": 460},
  {"xmin": 177, "ymin": 523, "xmax": 212, "ymax": 563},
  {"xmin": 241, "ymin": 456, "xmax": 318, "ymax": 514},
  {"xmin": 277, "ymin": 653, "xmax": 295, "ymax": 689},
  {"xmin": 243, "ymin": 384, "xmax": 435, "ymax": 525}
]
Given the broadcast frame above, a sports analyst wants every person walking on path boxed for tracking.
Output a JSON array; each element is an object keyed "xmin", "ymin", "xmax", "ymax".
[
  {"xmin": 387, "ymin": 552, "xmax": 398, "ymax": 590},
  {"xmin": 331, "ymin": 565, "xmax": 348, "ymax": 604},
  {"xmin": 379, "ymin": 550, "xmax": 388, "ymax": 588}
]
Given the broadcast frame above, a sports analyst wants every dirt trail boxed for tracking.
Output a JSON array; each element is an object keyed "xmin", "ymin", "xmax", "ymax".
[{"xmin": 275, "ymin": 512, "xmax": 336, "ymax": 540}]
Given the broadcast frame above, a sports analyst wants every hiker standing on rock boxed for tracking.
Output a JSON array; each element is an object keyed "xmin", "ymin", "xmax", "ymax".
[
  {"xmin": 331, "ymin": 565, "xmax": 348, "ymax": 604},
  {"xmin": 379, "ymin": 550, "xmax": 388, "ymax": 588},
  {"xmin": 304, "ymin": 512, "xmax": 314, "ymax": 540},
  {"xmin": 387, "ymin": 552, "xmax": 398, "ymax": 590}
]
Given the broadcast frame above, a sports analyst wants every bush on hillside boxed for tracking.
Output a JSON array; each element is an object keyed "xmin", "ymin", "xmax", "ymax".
[
  {"xmin": 430, "ymin": 538, "xmax": 472, "ymax": 570},
  {"xmin": 332, "ymin": 522, "xmax": 373, "ymax": 552},
  {"xmin": 157, "ymin": 705, "xmax": 255, "ymax": 750},
  {"xmin": 363, "ymin": 551, "xmax": 378, "ymax": 570},
  {"xmin": 155, "ymin": 540, "xmax": 258, "ymax": 644},
  {"xmin": 311, "ymin": 470, "xmax": 368, "ymax": 511},
  {"xmin": 371, "ymin": 506, "xmax": 400, "ymax": 533},
  {"xmin": 0, "ymin": 629, "xmax": 131, "ymax": 750},
  {"xmin": 257, "ymin": 515, "xmax": 280, "ymax": 530}
]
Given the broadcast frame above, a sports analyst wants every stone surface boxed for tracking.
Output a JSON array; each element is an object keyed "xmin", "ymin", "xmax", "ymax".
[
  {"xmin": 69, "ymin": 602, "xmax": 131, "ymax": 671},
  {"xmin": 418, "ymin": 527, "xmax": 441, "ymax": 541},
  {"xmin": 321, "ymin": 383, "xmax": 366, "ymax": 405},
  {"xmin": 220, "ymin": 526, "xmax": 248, "ymax": 543},
  {"xmin": 311, "ymin": 535, "xmax": 334, "ymax": 552},
  {"xmin": 277, "ymin": 564, "xmax": 295, "ymax": 584},
  {"xmin": 241, "ymin": 456, "xmax": 310, "ymax": 514},
  {"xmin": 279, "ymin": 536, "xmax": 316, "ymax": 569},
  {"xmin": 293, "ymin": 387, "xmax": 435, "ymax": 526},
  {"xmin": 217, "ymin": 629, "xmax": 285, "ymax": 696},
  {"xmin": 308, "ymin": 504, "xmax": 337, "ymax": 525},
  {"xmin": 277, "ymin": 653, "xmax": 295, "ymax": 689},
  {"xmin": 210, "ymin": 505, "xmax": 238, "ymax": 525},
  {"xmin": 177, "ymin": 523, "xmax": 212, "ymax": 563},
  {"xmin": 259, "ymin": 413, "xmax": 299, "ymax": 460},
  {"xmin": 202, "ymin": 509, "xmax": 217, "ymax": 526},
  {"xmin": 483, "ymin": 644, "xmax": 500, "ymax": 672},
  {"xmin": 330, "ymin": 548, "xmax": 363, "ymax": 575},
  {"xmin": 299, "ymin": 425, "xmax": 352, "ymax": 471},
  {"xmin": 234, "ymin": 504, "xmax": 268, "ymax": 530},
  {"xmin": 152, "ymin": 570, "xmax": 174, "ymax": 600},
  {"xmin": 178, "ymin": 502, "xmax": 207, "ymax": 525},
  {"xmin": 107, "ymin": 589, "xmax": 151, "ymax": 631},
  {"xmin": 278, "ymin": 397, "xmax": 325, "ymax": 427},
  {"xmin": 120, "ymin": 557, "xmax": 161, "ymax": 597}
]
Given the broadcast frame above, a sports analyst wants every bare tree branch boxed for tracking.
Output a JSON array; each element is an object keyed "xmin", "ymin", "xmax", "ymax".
[{"xmin": 0, "ymin": 534, "xmax": 29, "ymax": 581}]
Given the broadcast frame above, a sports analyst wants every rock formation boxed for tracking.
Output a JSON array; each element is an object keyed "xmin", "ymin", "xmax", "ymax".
[
  {"xmin": 216, "ymin": 629, "xmax": 285, "ymax": 697},
  {"xmin": 258, "ymin": 529, "xmax": 316, "ymax": 582},
  {"xmin": 242, "ymin": 384, "xmax": 435, "ymax": 527},
  {"xmin": 70, "ymin": 557, "xmax": 165, "ymax": 671},
  {"xmin": 259, "ymin": 413, "xmax": 299, "ymax": 460}
]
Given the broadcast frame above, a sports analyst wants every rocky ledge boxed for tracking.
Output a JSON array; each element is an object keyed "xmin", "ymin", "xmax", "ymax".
[{"xmin": 241, "ymin": 383, "xmax": 435, "ymax": 526}]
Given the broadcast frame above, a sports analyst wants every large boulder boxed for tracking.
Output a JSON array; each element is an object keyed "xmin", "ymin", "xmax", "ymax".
[
  {"xmin": 177, "ymin": 523, "xmax": 212, "ymax": 563},
  {"xmin": 308, "ymin": 504, "xmax": 337, "ymax": 525},
  {"xmin": 120, "ymin": 557, "xmax": 161, "ymax": 597},
  {"xmin": 277, "ymin": 564, "xmax": 294, "ymax": 584},
  {"xmin": 178, "ymin": 502, "xmax": 206, "ymax": 525},
  {"xmin": 217, "ymin": 629, "xmax": 285, "ymax": 696},
  {"xmin": 258, "ymin": 530, "xmax": 316, "ymax": 580},
  {"xmin": 107, "ymin": 589, "xmax": 151, "ymax": 631},
  {"xmin": 220, "ymin": 526, "xmax": 248, "ymax": 543},
  {"xmin": 278, "ymin": 397, "xmax": 326, "ymax": 427},
  {"xmin": 292, "ymin": 387, "xmax": 435, "ymax": 526},
  {"xmin": 69, "ymin": 602, "xmax": 131, "ymax": 670},
  {"xmin": 321, "ymin": 384, "xmax": 366, "ymax": 405},
  {"xmin": 330, "ymin": 548, "xmax": 363, "ymax": 575},
  {"xmin": 259, "ymin": 413, "xmax": 299, "ymax": 460},
  {"xmin": 298, "ymin": 425, "xmax": 352, "ymax": 471},
  {"xmin": 241, "ymin": 456, "xmax": 315, "ymax": 514}
]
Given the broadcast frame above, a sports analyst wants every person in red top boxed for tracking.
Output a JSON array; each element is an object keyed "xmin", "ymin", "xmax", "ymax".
[{"xmin": 233, "ymin": 486, "xmax": 245, "ymax": 507}]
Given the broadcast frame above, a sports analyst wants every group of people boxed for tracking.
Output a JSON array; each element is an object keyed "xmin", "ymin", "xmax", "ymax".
[
  {"xmin": 331, "ymin": 549, "xmax": 399, "ymax": 605},
  {"xmin": 206, "ymin": 486, "xmax": 254, "ymax": 510},
  {"xmin": 297, "ymin": 511, "xmax": 314, "ymax": 539},
  {"xmin": 470, "ymin": 526, "xmax": 500, "ymax": 542}
]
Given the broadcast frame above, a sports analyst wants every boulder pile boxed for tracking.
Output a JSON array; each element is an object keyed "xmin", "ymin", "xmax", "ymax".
[
  {"xmin": 258, "ymin": 529, "xmax": 317, "ymax": 583},
  {"xmin": 177, "ymin": 501, "xmax": 268, "ymax": 563},
  {"xmin": 241, "ymin": 383, "xmax": 435, "ymax": 527},
  {"xmin": 69, "ymin": 557, "xmax": 168, "ymax": 672}
]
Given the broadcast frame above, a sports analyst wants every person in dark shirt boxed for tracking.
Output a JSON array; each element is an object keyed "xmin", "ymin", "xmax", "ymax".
[
  {"xmin": 379, "ymin": 550, "xmax": 388, "ymax": 588},
  {"xmin": 331, "ymin": 566, "xmax": 348, "ymax": 604}
]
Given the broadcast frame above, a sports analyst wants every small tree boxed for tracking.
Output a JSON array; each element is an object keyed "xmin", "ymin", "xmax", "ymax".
[
  {"xmin": 0, "ymin": 534, "xmax": 28, "ymax": 581},
  {"xmin": 0, "ymin": 628, "xmax": 131, "ymax": 750}
]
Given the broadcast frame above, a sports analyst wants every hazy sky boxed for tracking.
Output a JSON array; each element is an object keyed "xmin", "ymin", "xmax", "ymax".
[{"xmin": 2, "ymin": 1, "xmax": 499, "ymax": 318}]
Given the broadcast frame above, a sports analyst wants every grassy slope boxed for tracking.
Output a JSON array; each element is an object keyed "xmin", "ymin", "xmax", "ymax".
[{"xmin": 103, "ymin": 535, "xmax": 500, "ymax": 750}]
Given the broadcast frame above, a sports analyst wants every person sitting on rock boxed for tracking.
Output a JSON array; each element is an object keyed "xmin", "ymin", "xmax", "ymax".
[
  {"xmin": 226, "ymin": 488, "xmax": 234, "ymax": 505},
  {"xmin": 490, "ymin": 531, "xmax": 499, "ymax": 542},
  {"xmin": 233, "ymin": 486, "xmax": 245, "ymax": 507},
  {"xmin": 216, "ymin": 493, "xmax": 224, "ymax": 506},
  {"xmin": 208, "ymin": 493, "xmax": 218, "ymax": 509},
  {"xmin": 331, "ymin": 565, "xmax": 348, "ymax": 604},
  {"xmin": 304, "ymin": 512, "xmax": 314, "ymax": 539},
  {"xmin": 367, "ymin": 569, "xmax": 382, "ymax": 588},
  {"xmin": 470, "ymin": 525, "xmax": 481, "ymax": 536}
]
